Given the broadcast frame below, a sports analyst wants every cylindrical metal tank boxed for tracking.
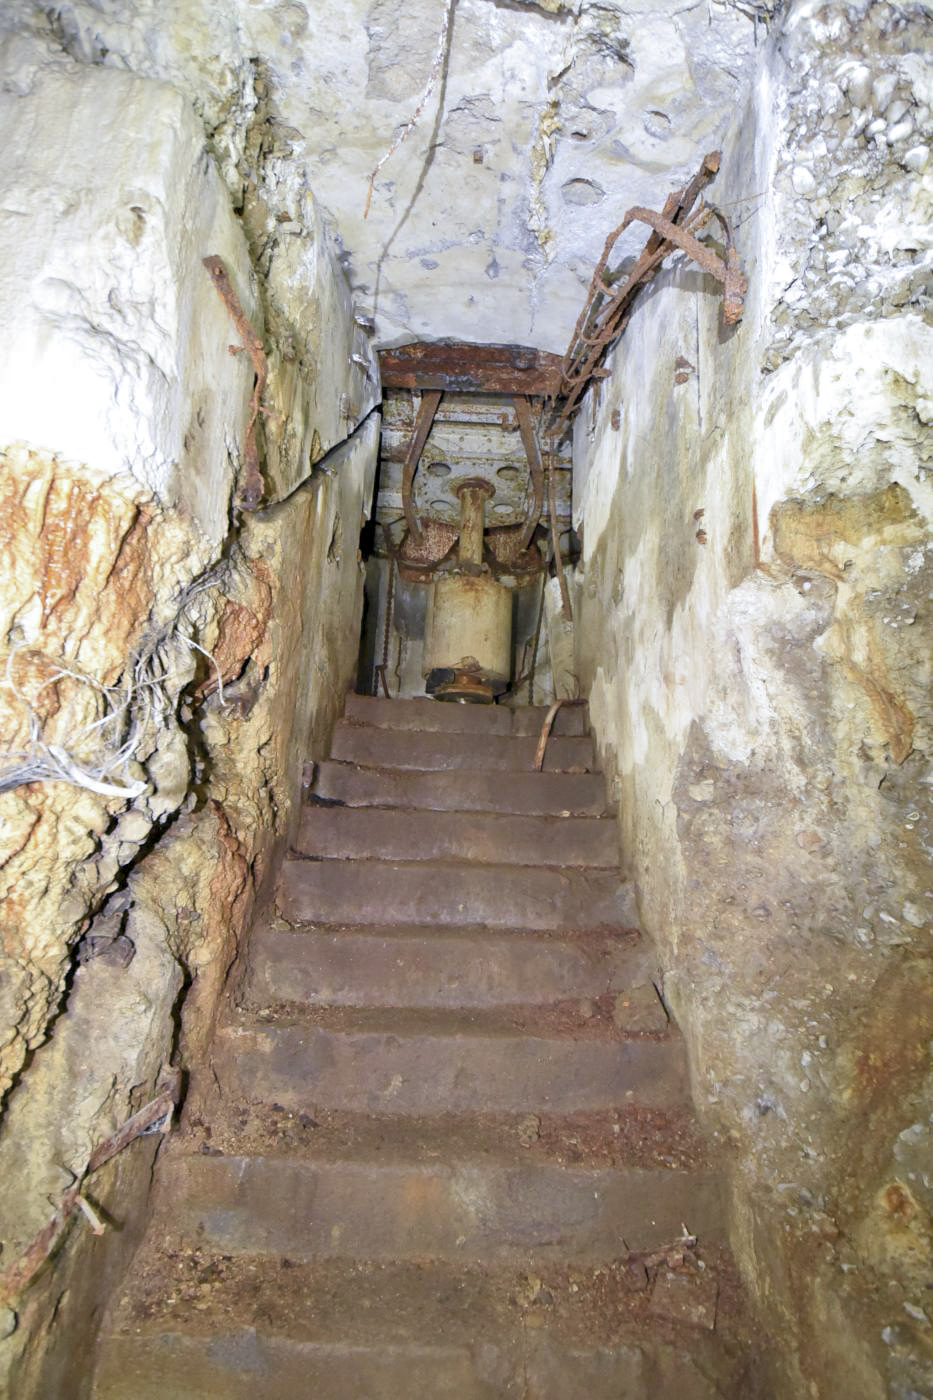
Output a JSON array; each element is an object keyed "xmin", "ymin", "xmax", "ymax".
[{"xmin": 423, "ymin": 478, "xmax": 512, "ymax": 702}]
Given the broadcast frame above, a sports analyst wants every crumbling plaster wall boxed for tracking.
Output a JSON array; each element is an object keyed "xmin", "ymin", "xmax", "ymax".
[
  {"xmin": 573, "ymin": 3, "xmax": 931, "ymax": 1396},
  {"xmin": 0, "ymin": 29, "xmax": 377, "ymax": 1397}
]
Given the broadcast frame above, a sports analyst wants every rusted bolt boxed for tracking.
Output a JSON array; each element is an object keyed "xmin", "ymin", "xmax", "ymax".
[
  {"xmin": 473, "ymin": 147, "xmax": 484, "ymax": 164},
  {"xmin": 610, "ymin": 409, "xmax": 621, "ymax": 430},
  {"xmin": 695, "ymin": 529, "xmax": 707, "ymax": 544},
  {"xmin": 693, "ymin": 508, "xmax": 705, "ymax": 521}
]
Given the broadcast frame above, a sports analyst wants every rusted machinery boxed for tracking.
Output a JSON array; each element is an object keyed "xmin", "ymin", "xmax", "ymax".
[
  {"xmin": 376, "ymin": 343, "xmax": 569, "ymax": 704},
  {"xmin": 423, "ymin": 479, "xmax": 512, "ymax": 702}
]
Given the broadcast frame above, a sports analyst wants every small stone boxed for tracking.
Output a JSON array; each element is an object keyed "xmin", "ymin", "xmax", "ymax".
[
  {"xmin": 872, "ymin": 72, "xmax": 898, "ymax": 112},
  {"xmin": 517, "ymin": 1114, "xmax": 541, "ymax": 1147},
  {"xmin": 792, "ymin": 165, "xmax": 817, "ymax": 195},
  {"xmin": 613, "ymin": 984, "xmax": 668, "ymax": 1033},
  {"xmin": 0, "ymin": 1307, "xmax": 16, "ymax": 1340},
  {"xmin": 688, "ymin": 779, "xmax": 715, "ymax": 802},
  {"xmin": 796, "ymin": 830, "xmax": 824, "ymax": 851},
  {"xmin": 903, "ymin": 144, "xmax": 929, "ymax": 172},
  {"xmin": 846, "ymin": 65, "xmax": 873, "ymax": 108},
  {"xmin": 887, "ymin": 118, "xmax": 914, "ymax": 145}
]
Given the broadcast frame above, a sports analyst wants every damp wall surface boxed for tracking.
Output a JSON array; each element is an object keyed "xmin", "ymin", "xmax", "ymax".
[
  {"xmin": 0, "ymin": 29, "xmax": 377, "ymax": 1397},
  {"xmin": 572, "ymin": 3, "xmax": 932, "ymax": 1395}
]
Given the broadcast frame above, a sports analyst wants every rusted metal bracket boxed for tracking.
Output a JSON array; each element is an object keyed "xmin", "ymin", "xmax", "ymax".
[
  {"xmin": 401, "ymin": 390, "xmax": 442, "ymax": 544},
  {"xmin": 549, "ymin": 151, "xmax": 747, "ymax": 438},
  {"xmin": 380, "ymin": 342, "xmax": 562, "ymax": 397},
  {"xmin": 0, "ymin": 1070, "xmax": 181, "ymax": 1307},
  {"xmin": 512, "ymin": 396, "xmax": 545, "ymax": 551}
]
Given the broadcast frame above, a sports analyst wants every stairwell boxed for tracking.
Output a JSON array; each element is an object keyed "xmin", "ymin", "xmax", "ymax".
[{"xmin": 92, "ymin": 695, "xmax": 759, "ymax": 1398}]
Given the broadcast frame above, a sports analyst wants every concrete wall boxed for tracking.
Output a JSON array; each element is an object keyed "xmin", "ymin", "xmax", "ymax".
[
  {"xmin": 0, "ymin": 30, "xmax": 377, "ymax": 1396},
  {"xmin": 572, "ymin": 3, "xmax": 931, "ymax": 1395}
]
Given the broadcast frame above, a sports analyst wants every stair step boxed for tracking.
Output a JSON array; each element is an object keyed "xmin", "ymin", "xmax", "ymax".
[
  {"xmin": 96, "ymin": 1255, "xmax": 751, "ymax": 1399},
  {"xmin": 178, "ymin": 1103, "xmax": 709, "ymax": 1174},
  {"xmin": 344, "ymin": 693, "xmax": 589, "ymax": 737},
  {"xmin": 244, "ymin": 924, "xmax": 651, "ymax": 1012},
  {"xmin": 295, "ymin": 804, "xmax": 618, "ymax": 867},
  {"xmin": 95, "ymin": 1334, "xmax": 497, "ymax": 1400},
  {"xmin": 212, "ymin": 1020, "xmax": 689, "ymax": 1115},
  {"xmin": 312, "ymin": 761, "xmax": 609, "ymax": 815},
  {"xmin": 329, "ymin": 723, "xmax": 594, "ymax": 773},
  {"xmin": 278, "ymin": 858, "xmax": 636, "ymax": 931},
  {"xmin": 154, "ymin": 1152, "xmax": 726, "ymax": 1263}
]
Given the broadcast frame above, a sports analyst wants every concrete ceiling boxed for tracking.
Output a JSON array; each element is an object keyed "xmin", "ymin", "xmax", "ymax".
[{"xmin": 9, "ymin": 0, "xmax": 762, "ymax": 353}]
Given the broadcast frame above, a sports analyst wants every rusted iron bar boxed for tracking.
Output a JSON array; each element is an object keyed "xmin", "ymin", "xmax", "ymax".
[
  {"xmin": 202, "ymin": 255, "xmax": 267, "ymax": 510},
  {"xmin": 380, "ymin": 342, "xmax": 562, "ymax": 397},
  {"xmin": 512, "ymin": 396, "xmax": 545, "ymax": 551},
  {"xmin": 548, "ymin": 150, "xmax": 748, "ymax": 438},
  {"xmin": 534, "ymin": 701, "xmax": 563, "ymax": 771},
  {"xmin": 0, "ymin": 1073, "xmax": 180, "ymax": 1307},
  {"xmin": 401, "ymin": 390, "xmax": 442, "ymax": 544}
]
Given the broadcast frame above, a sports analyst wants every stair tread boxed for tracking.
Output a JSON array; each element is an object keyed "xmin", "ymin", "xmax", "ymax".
[
  {"xmin": 148, "ymin": 1149, "xmax": 727, "ymax": 1265},
  {"xmin": 278, "ymin": 856, "xmax": 637, "ymax": 931},
  {"xmin": 95, "ymin": 1328, "xmax": 752, "ymax": 1400},
  {"xmin": 210, "ymin": 1018, "xmax": 690, "ymax": 1115},
  {"xmin": 170, "ymin": 1103, "xmax": 711, "ymax": 1173},
  {"xmin": 344, "ymin": 692, "xmax": 590, "ymax": 737},
  {"xmin": 295, "ymin": 804, "xmax": 619, "ymax": 867},
  {"xmin": 95, "ymin": 1241, "xmax": 760, "ymax": 1400},
  {"xmin": 330, "ymin": 724, "xmax": 595, "ymax": 773},
  {"xmin": 99, "ymin": 1250, "xmax": 750, "ymax": 1366},
  {"xmin": 243, "ymin": 921, "xmax": 659, "ymax": 1015},
  {"xmin": 313, "ymin": 759, "xmax": 610, "ymax": 815}
]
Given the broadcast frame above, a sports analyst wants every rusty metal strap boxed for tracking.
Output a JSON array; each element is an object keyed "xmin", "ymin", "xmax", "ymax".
[
  {"xmin": 401, "ymin": 390, "xmax": 442, "ymax": 544},
  {"xmin": 0, "ymin": 1071, "xmax": 181, "ymax": 1307}
]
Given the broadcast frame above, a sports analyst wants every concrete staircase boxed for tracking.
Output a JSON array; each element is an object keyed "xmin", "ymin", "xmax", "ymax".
[{"xmin": 93, "ymin": 695, "xmax": 758, "ymax": 1399}]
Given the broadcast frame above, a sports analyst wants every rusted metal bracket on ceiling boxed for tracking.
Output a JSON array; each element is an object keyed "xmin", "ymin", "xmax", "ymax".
[
  {"xmin": 379, "ymin": 342, "xmax": 562, "ymax": 397},
  {"xmin": 383, "ymin": 341, "xmax": 558, "ymax": 557}
]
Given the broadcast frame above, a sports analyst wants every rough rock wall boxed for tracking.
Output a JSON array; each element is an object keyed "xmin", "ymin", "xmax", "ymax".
[
  {"xmin": 2, "ymin": 0, "xmax": 762, "ymax": 351},
  {"xmin": 573, "ymin": 3, "xmax": 932, "ymax": 1395},
  {"xmin": 0, "ymin": 30, "xmax": 377, "ymax": 1398}
]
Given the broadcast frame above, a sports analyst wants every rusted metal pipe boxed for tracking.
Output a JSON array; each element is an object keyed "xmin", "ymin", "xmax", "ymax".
[{"xmin": 455, "ymin": 478, "xmax": 494, "ymax": 569}]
